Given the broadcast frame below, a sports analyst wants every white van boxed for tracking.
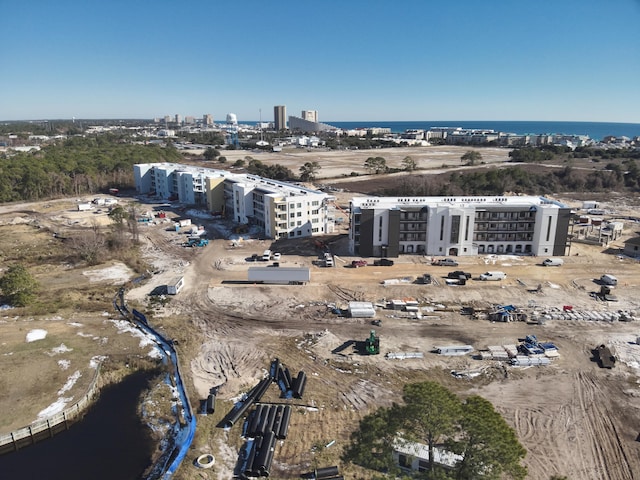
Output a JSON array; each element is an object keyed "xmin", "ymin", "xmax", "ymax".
[
  {"xmin": 479, "ymin": 271, "xmax": 507, "ymax": 281},
  {"xmin": 542, "ymin": 258, "xmax": 564, "ymax": 267},
  {"xmin": 600, "ymin": 274, "xmax": 618, "ymax": 286},
  {"xmin": 262, "ymin": 250, "xmax": 272, "ymax": 261}
]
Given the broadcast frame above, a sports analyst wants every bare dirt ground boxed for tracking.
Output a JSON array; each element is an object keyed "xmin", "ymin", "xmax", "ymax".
[
  {"xmin": 124, "ymin": 201, "xmax": 640, "ymax": 480},
  {"xmin": 199, "ymin": 145, "xmax": 512, "ymax": 180},
  {"xmin": 1, "ymin": 151, "xmax": 640, "ymax": 479}
]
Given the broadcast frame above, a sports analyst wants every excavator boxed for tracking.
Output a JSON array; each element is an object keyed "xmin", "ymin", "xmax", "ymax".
[{"xmin": 365, "ymin": 330, "xmax": 380, "ymax": 355}]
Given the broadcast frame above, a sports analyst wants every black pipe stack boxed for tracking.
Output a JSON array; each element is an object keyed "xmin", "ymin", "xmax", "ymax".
[
  {"xmin": 292, "ymin": 371, "xmax": 307, "ymax": 399},
  {"xmin": 219, "ymin": 376, "xmax": 270, "ymax": 428},
  {"xmin": 276, "ymin": 405, "xmax": 292, "ymax": 439},
  {"xmin": 225, "ymin": 358, "xmax": 309, "ymax": 476},
  {"xmin": 314, "ymin": 465, "xmax": 340, "ymax": 479},
  {"xmin": 206, "ymin": 394, "xmax": 215, "ymax": 414},
  {"xmin": 277, "ymin": 364, "xmax": 291, "ymax": 394}
]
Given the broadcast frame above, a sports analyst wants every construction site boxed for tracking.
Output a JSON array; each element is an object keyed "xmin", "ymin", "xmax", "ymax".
[
  {"xmin": 1, "ymin": 185, "xmax": 640, "ymax": 480},
  {"xmin": 114, "ymin": 191, "xmax": 640, "ymax": 480}
]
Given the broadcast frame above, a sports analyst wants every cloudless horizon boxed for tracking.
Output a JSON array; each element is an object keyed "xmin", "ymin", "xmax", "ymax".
[{"xmin": 1, "ymin": 0, "xmax": 639, "ymax": 123}]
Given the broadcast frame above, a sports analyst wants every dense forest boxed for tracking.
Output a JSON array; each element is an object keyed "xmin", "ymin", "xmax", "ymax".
[
  {"xmin": 381, "ymin": 163, "xmax": 640, "ymax": 197},
  {"xmin": 0, "ymin": 136, "xmax": 183, "ymax": 202}
]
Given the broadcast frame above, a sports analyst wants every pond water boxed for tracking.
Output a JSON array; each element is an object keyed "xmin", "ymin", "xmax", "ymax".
[{"xmin": 0, "ymin": 369, "xmax": 158, "ymax": 480}]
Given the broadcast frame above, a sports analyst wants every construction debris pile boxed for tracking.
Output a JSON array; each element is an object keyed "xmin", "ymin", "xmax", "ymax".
[
  {"xmin": 479, "ymin": 334, "xmax": 559, "ymax": 366},
  {"xmin": 530, "ymin": 307, "xmax": 636, "ymax": 323}
]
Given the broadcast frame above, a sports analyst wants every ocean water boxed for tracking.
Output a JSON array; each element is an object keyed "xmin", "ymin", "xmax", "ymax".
[{"xmin": 321, "ymin": 121, "xmax": 640, "ymax": 141}]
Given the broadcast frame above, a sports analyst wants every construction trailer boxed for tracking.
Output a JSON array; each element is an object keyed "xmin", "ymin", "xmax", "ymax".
[
  {"xmin": 348, "ymin": 301, "xmax": 376, "ymax": 318},
  {"xmin": 167, "ymin": 276, "xmax": 185, "ymax": 295},
  {"xmin": 248, "ymin": 267, "xmax": 310, "ymax": 285}
]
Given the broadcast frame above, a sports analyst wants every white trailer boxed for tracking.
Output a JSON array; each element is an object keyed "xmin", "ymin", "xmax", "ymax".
[
  {"xmin": 167, "ymin": 276, "xmax": 185, "ymax": 295},
  {"xmin": 248, "ymin": 267, "xmax": 310, "ymax": 285}
]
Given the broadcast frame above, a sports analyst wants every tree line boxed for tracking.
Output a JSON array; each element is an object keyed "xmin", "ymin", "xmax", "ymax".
[
  {"xmin": 379, "ymin": 162, "xmax": 640, "ymax": 197},
  {"xmin": 0, "ymin": 136, "xmax": 183, "ymax": 202}
]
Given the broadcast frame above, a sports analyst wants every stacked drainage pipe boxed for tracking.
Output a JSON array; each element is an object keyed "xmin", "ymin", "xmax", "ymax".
[
  {"xmin": 220, "ymin": 376, "xmax": 271, "ymax": 428},
  {"xmin": 292, "ymin": 371, "xmax": 307, "ymax": 399},
  {"xmin": 314, "ymin": 465, "xmax": 340, "ymax": 479},
  {"xmin": 277, "ymin": 405, "xmax": 292, "ymax": 439},
  {"xmin": 225, "ymin": 359, "xmax": 306, "ymax": 476},
  {"xmin": 277, "ymin": 365, "xmax": 291, "ymax": 394}
]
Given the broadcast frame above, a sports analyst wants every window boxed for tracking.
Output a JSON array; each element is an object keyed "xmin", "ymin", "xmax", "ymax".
[
  {"xmin": 450, "ymin": 215, "xmax": 460, "ymax": 243},
  {"xmin": 289, "ymin": 203, "xmax": 294, "ymax": 209},
  {"xmin": 312, "ymin": 209, "xmax": 319, "ymax": 215},
  {"xmin": 398, "ymin": 454, "xmax": 411, "ymax": 469},
  {"xmin": 312, "ymin": 201, "xmax": 319, "ymax": 206},
  {"xmin": 297, "ymin": 212, "xmax": 302, "ymax": 217},
  {"xmin": 297, "ymin": 203, "xmax": 302, "ymax": 208},
  {"xmin": 297, "ymin": 221, "xmax": 302, "ymax": 226},
  {"xmin": 290, "ymin": 222, "xmax": 295, "ymax": 227},
  {"xmin": 297, "ymin": 230, "xmax": 301, "ymax": 236},
  {"xmin": 546, "ymin": 216, "xmax": 552, "ymax": 242},
  {"xmin": 465, "ymin": 216, "xmax": 470, "ymax": 241},
  {"xmin": 290, "ymin": 213, "xmax": 295, "ymax": 218},
  {"xmin": 440, "ymin": 216, "xmax": 445, "ymax": 241}
]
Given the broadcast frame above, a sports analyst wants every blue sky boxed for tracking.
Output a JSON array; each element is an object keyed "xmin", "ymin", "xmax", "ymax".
[{"xmin": 1, "ymin": 0, "xmax": 639, "ymax": 122}]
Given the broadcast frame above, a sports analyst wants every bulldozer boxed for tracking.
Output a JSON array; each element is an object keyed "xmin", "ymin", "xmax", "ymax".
[{"xmin": 365, "ymin": 330, "xmax": 380, "ymax": 355}]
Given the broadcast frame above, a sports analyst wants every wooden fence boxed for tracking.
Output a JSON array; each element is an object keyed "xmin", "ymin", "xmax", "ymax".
[{"xmin": 0, "ymin": 364, "xmax": 102, "ymax": 455}]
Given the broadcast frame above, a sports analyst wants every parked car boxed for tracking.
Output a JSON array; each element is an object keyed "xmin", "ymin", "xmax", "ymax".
[
  {"xmin": 273, "ymin": 252, "xmax": 281, "ymax": 261},
  {"xmin": 352, "ymin": 260, "xmax": 368, "ymax": 268},
  {"xmin": 448, "ymin": 270, "xmax": 472, "ymax": 279},
  {"xmin": 420, "ymin": 273, "xmax": 432, "ymax": 284},
  {"xmin": 374, "ymin": 258, "xmax": 394, "ymax": 266},
  {"xmin": 433, "ymin": 258, "xmax": 458, "ymax": 267}
]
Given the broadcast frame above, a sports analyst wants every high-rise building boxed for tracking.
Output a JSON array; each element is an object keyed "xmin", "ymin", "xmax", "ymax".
[
  {"xmin": 175, "ymin": 114, "xmax": 182, "ymax": 124},
  {"xmin": 274, "ymin": 105, "xmax": 287, "ymax": 131},
  {"xmin": 203, "ymin": 114, "xmax": 213, "ymax": 126},
  {"xmin": 301, "ymin": 110, "xmax": 318, "ymax": 123}
]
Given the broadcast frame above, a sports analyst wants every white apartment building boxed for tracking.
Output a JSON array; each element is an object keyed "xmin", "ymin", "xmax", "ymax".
[
  {"xmin": 349, "ymin": 196, "xmax": 572, "ymax": 258},
  {"xmin": 134, "ymin": 163, "xmax": 334, "ymax": 239}
]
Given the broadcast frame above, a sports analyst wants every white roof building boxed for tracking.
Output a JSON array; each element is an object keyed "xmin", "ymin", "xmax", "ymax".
[
  {"xmin": 134, "ymin": 163, "xmax": 334, "ymax": 240},
  {"xmin": 350, "ymin": 195, "xmax": 572, "ymax": 258}
]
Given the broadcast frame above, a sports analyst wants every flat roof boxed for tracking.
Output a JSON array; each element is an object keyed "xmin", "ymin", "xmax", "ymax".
[{"xmin": 351, "ymin": 195, "xmax": 566, "ymax": 211}]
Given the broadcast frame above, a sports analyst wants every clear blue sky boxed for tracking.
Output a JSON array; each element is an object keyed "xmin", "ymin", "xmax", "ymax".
[{"xmin": 1, "ymin": 0, "xmax": 639, "ymax": 123}]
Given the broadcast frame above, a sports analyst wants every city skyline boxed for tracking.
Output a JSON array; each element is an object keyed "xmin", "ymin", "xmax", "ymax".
[{"xmin": 1, "ymin": 0, "xmax": 639, "ymax": 123}]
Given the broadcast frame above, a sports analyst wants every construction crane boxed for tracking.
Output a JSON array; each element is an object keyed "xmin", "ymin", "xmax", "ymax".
[{"xmin": 365, "ymin": 330, "xmax": 380, "ymax": 355}]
